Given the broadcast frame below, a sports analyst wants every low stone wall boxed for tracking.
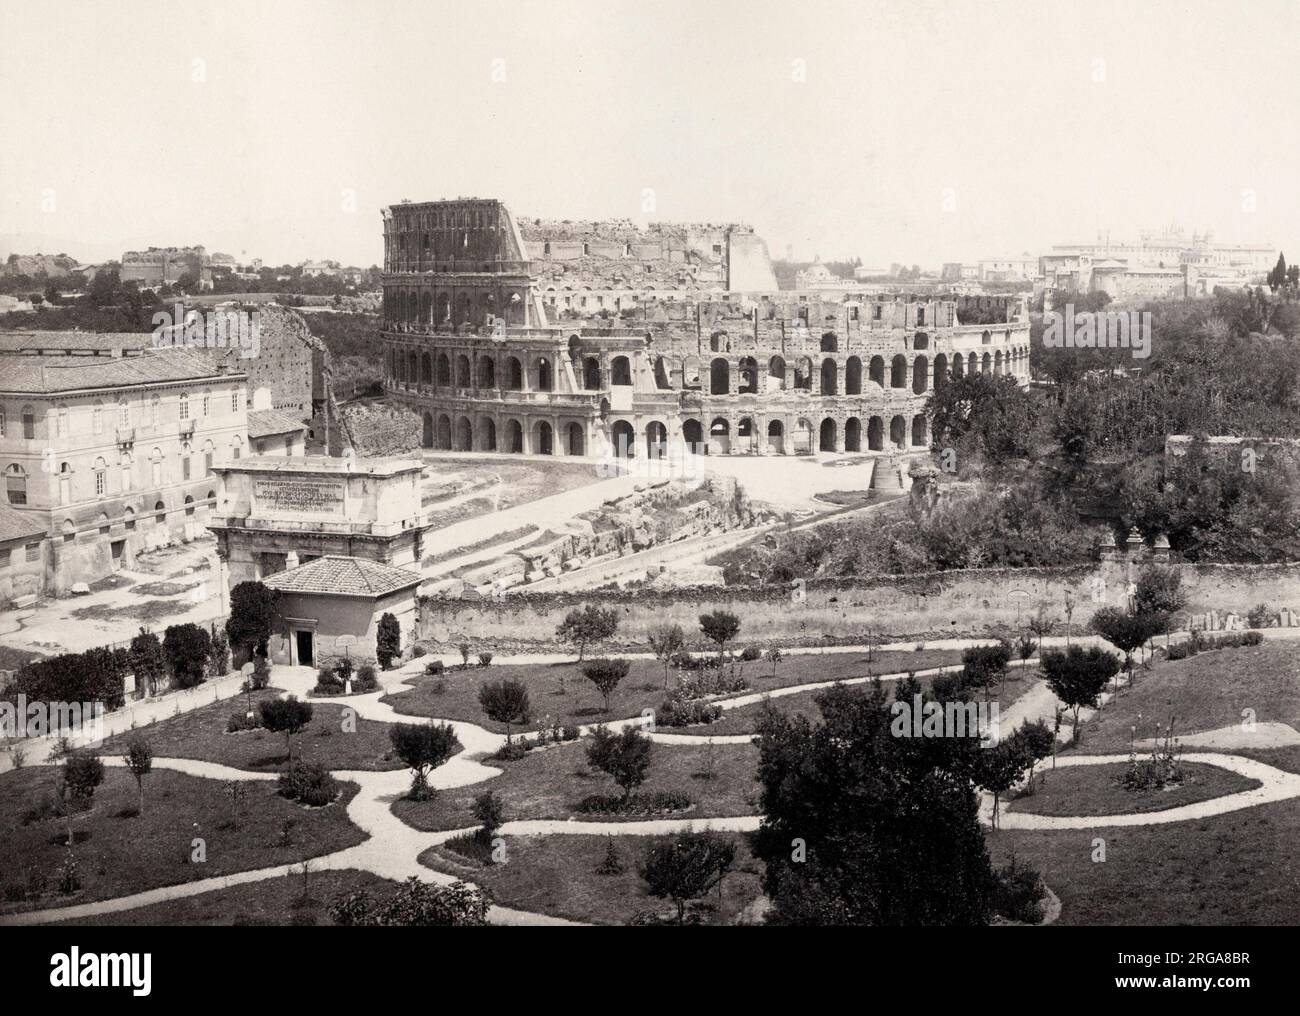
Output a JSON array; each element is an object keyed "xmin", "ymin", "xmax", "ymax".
[{"xmin": 417, "ymin": 560, "xmax": 1300, "ymax": 652}]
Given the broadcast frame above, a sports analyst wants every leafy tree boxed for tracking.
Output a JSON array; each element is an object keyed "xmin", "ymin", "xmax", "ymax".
[
  {"xmin": 56, "ymin": 753, "xmax": 105, "ymax": 846},
  {"xmin": 1133, "ymin": 565, "xmax": 1187, "ymax": 647},
  {"xmin": 258, "ymin": 695, "xmax": 314, "ymax": 762},
  {"xmin": 1041, "ymin": 646, "xmax": 1119, "ymax": 744},
  {"xmin": 926, "ymin": 372, "xmax": 1037, "ymax": 464},
  {"xmin": 208, "ymin": 623, "xmax": 231, "ymax": 677},
  {"xmin": 121, "ymin": 736, "xmax": 153, "ymax": 816},
  {"xmin": 754, "ymin": 680, "xmax": 1000, "ymax": 925},
  {"xmin": 699, "ymin": 610, "xmax": 742, "ymax": 663},
  {"xmin": 472, "ymin": 790, "xmax": 505, "ymax": 840},
  {"xmin": 162, "ymin": 623, "xmax": 211, "ymax": 689},
  {"xmin": 976, "ymin": 737, "xmax": 1031, "ymax": 829},
  {"xmin": 640, "ymin": 831, "xmax": 737, "ymax": 924},
  {"xmin": 582, "ymin": 658, "xmax": 630, "ymax": 713},
  {"xmin": 646, "ymin": 623, "xmax": 685, "ymax": 688},
  {"xmin": 1013, "ymin": 719, "xmax": 1056, "ymax": 788},
  {"xmin": 376, "ymin": 612, "xmax": 401, "ymax": 670},
  {"xmin": 329, "ymin": 877, "xmax": 490, "ymax": 926},
  {"xmin": 225, "ymin": 581, "xmax": 280, "ymax": 663},
  {"xmin": 477, "ymin": 679, "xmax": 530, "ymax": 742},
  {"xmin": 389, "ymin": 721, "xmax": 460, "ymax": 800},
  {"xmin": 1026, "ymin": 608, "xmax": 1056, "ymax": 657},
  {"xmin": 766, "ymin": 646, "xmax": 784, "ymax": 678},
  {"xmin": 556, "ymin": 605, "xmax": 619, "ymax": 661},
  {"xmin": 1090, "ymin": 606, "xmax": 1161, "ymax": 677},
  {"xmin": 960, "ymin": 642, "xmax": 1012, "ymax": 704},
  {"xmin": 585, "ymin": 724, "xmax": 653, "ymax": 801}
]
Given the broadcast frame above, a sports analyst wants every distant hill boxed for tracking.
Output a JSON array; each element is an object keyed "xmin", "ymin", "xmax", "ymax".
[{"xmin": 2, "ymin": 252, "xmax": 83, "ymax": 277}]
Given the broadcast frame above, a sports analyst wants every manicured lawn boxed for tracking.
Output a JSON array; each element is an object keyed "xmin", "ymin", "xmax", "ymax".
[
  {"xmin": 65, "ymin": 869, "xmax": 400, "ymax": 926},
  {"xmin": 1068, "ymin": 642, "xmax": 1300, "ymax": 753},
  {"xmin": 988, "ymin": 796, "xmax": 1300, "ymax": 925},
  {"xmin": 97, "ymin": 688, "xmax": 404, "ymax": 772},
  {"xmin": 1006, "ymin": 762, "xmax": 1260, "ymax": 817},
  {"xmin": 392, "ymin": 739, "xmax": 761, "ymax": 832},
  {"xmin": 0, "ymin": 767, "xmax": 366, "ymax": 915},
  {"xmin": 680, "ymin": 666, "xmax": 1038, "ymax": 736},
  {"xmin": 383, "ymin": 648, "xmax": 967, "ymax": 735},
  {"xmin": 419, "ymin": 832, "xmax": 766, "ymax": 925}
]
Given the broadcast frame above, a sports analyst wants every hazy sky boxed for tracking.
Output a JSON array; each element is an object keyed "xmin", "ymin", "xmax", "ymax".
[{"xmin": 2, "ymin": 0, "xmax": 1296, "ymax": 267}]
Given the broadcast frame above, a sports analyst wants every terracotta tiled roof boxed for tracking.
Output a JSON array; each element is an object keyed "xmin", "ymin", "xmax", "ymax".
[
  {"xmin": 247, "ymin": 408, "xmax": 306, "ymax": 439},
  {"xmin": 0, "ymin": 347, "xmax": 238, "ymax": 394},
  {"xmin": 0, "ymin": 330, "xmax": 157, "ymax": 354},
  {"xmin": 0, "ymin": 505, "xmax": 47, "ymax": 544},
  {"xmin": 261, "ymin": 556, "xmax": 421, "ymax": 598}
]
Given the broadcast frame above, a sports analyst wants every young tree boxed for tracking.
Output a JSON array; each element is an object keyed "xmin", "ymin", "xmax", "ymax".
[
  {"xmin": 766, "ymin": 646, "xmax": 784, "ymax": 679},
  {"xmin": 389, "ymin": 721, "xmax": 460, "ymax": 799},
  {"xmin": 128, "ymin": 628, "xmax": 167, "ymax": 697},
  {"xmin": 960, "ymin": 642, "xmax": 1012, "ymax": 704},
  {"xmin": 556, "ymin": 605, "xmax": 619, "ymax": 662},
  {"xmin": 640, "ymin": 831, "xmax": 737, "ymax": 924},
  {"xmin": 699, "ymin": 610, "xmax": 742, "ymax": 664},
  {"xmin": 477, "ymin": 679, "xmax": 531, "ymax": 743},
  {"xmin": 1089, "ymin": 607, "xmax": 1159, "ymax": 680},
  {"xmin": 121, "ymin": 736, "xmax": 153, "ymax": 816},
  {"xmin": 1026, "ymin": 607, "xmax": 1056, "ymax": 658},
  {"xmin": 162, "ymin": 622, "xmax": 211, "ymax": 689},
  {"xmin": 582, "ymin": 658, "xmax": 630, "ymax": 713},
  {"xmin": 376, "ymin": 612, "xmax": 401, "ymax": 670},
  {"xmin": 585, "ymin": 724, "xmax": 653, "ymax": 802},
  {"xmin": 258, "ymin": 695, "xmax": 314, "ymax": 762},
  {"xmin": 56, "ymin": 753, "xmax": 105, "ymax": 847},
  {"xmin": 472, "ymin": 790, "xmax": 505, "ymax": 844},
  {"xmin": 647, "ymin": 623, "xmax": 685, "ymax": 689},
  {"xmin": 975, "ymin": 738, "xmax": 1031, "ymax": 829},
  {"xmin": 1041, "ymin": 645, "xmax": 1120, "ymax": 744},
  {"xmin": 225, "ymin": 581, "xmax": 280, "ymax": 664},
  {"xmin": 1014, "ymin": 719, "xmax": 1056, "ymax": 789},
  {"xmin": 1134, "ymin": 565, "xmax": 1187, "ymax": 649}
]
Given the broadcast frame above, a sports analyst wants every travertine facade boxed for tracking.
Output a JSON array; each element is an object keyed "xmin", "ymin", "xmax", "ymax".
[{"xmin": 381, "ymin": 199, "xmax": 1030, "ymax": 462}]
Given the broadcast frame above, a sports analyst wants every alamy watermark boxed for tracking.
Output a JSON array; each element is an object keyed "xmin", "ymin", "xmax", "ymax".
[
  {"xmin": 0, "ymin": 695, "xmax": 105, "ymax": 741},
  {"xmin": 1042, "ymin": 303, "xmax": 1151, "ymax": 359},
  {"xmin": 890, "ymin": 694, "xmax": 1000, "ymax": 742},
  {"xmin": 151, "ymin": 303, "xmax": 261, "ymax": 359}
]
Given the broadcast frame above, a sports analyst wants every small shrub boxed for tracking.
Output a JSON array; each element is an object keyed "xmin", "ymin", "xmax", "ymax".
[
  {"xmin": 577, "ymin": 790, "xmax": 692, "ymax": 815},
  {"xmin": 492, "ymin": 741, "xmax": 528, "ymax": 762},
  {"xmin": 278, "ymin": 759, "xmax": 340, "ymax": 807},
  {"xmin": 561, "ymin": 724, "xmax": 580, "ymax": 742},
  {"xmin": 56, "ymin": 851, "xmax": 81, "ymax": 895},
  {"xmin": 248, "ymin": 657, "xmax": 271, "ymax": 690},
  {"xmin": 412, "ymin": 645, "xmax": 427, "ymax": 658},
  {"xmin": 424, "ymin": 659, "xmax": 445, "ymax": 676},
  {"xmin": 1247, "ymin": 603, "xmax": 1272, "ymax": 628},
  {"xmin": 1242, "ymin": 630, "xmax": 1264, "ymax": 646},
  {"xmin": 994, "ymin": 852, "xmax": 1047, "ymax": 924},
  {"xmin": 595, "ymin": 837, "xmax": 625, "ymax": 875},
  {"xmin": 227, "ymin": 711, "xmax": 260, "ymax": 733},
  {"xmin": 458, "ymin": 643, "xmax": 471, "ymax": 666},
  {"xmin": 354, "ymin": 664, "xmax": 378, "ymax": 691},
  {"xmin": 477, "ymin": 652, "xmax": 493, "ymax": 667},
  {"xmin": 658, "ymin": 697, "xmax": 723, "ymax": 727}
]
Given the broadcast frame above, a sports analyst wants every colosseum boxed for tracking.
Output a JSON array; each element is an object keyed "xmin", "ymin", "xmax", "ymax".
[{"xmin": 381, "ymin": 198, "xmax": 1030, "ymax": 479}]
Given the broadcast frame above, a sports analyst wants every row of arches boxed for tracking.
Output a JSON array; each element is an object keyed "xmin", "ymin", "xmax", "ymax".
[
  {"xmin": 671, "ymin": 414, "xmax": 927, "ymax": 455},
  {"xmin": 421, "ymin": 412, "xmax": 589, "ymax": 457}
]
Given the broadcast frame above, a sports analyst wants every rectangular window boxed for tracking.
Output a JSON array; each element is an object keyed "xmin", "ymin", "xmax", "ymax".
[
  {"xmin": 231, "ymin": 389, "xmax": 239, "ymax": 413},
  {"xmin": 202, "ymin": 394, "xmax": 210, "ymax": 417},
  {"xmin": 182, "ymin": 456, "xmax": 191, "ymax": 480},
  {"xmin": 25, "ymin": 542, "xmax": 39, "ymax": 563},
  {"xmin": 0, "ymin": 548, "xmax": 9, "ymax": 568},
  {"xmin": 22, "ymin": 414, "xmax": 34, "ymax": 440},
  {"xmin": 95, "ymin": 471, "xmax": 106, "ymax": 496}
]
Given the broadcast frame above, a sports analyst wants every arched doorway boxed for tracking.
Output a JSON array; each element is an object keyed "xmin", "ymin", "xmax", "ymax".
[
  {"xmin": 819, "ymin": 418, "xmax": 837, "ymax": 451},
  {"xmin": 891, "ymin": 355, "xmax": 907, "ymax": 388},
  {"xmin": 768, "ymin": 356, "xmax": 786, "ymax": 390},
  {"xmin": 912, "ymin": 414, "xmax": 928, "ymax": 447},
  {"xmin": 507, "ymin": 419, "xmax": 524, "ymax": 453},
  {"xmin": 820, "ymin": 358, "xmax": 838, "ymax": 396},
  {"xmin": 436, "ymin": 414, "xmax": 452, "ymax": 450},
  {"xmin": 844, "ymin": 417, "xmax": 861, "ymax": 452},
  {"xmin": 567, "ymin": 422, "xmax": 585, "ymax": 456},
  {"xmin": 709, "ymin": 417, "xmax": 730, "ymax": 454},
  {"xmin": 710, "ymin": 358, "xmax": 730, "ymax": 395},
  {"xmin": 534, "ymin": 420, "xmax": 554, "ymax": 455},
  {"xmin": 583, "ymin": 357, "xmax": 601, "ymax": 390},
  {"xmin": 889, "ymin": 415, "xmax": 906, "ymax": 449},
  {"xmin": 869, "ymin": 355, "xmax": 885, "ymax": 387},
  {"xmin": 683, "ymin": 418, "xmax": 705, "ymax": 454},
  {"xmin": 611, "ymin": 420, "xmax": 635, "ymax": 458},
  {"xmin": 422, "ymin": 412, "xmax": 433, "ymax": 448},
  {"xmin": 868, "ymin": 416, "xmax": 883, "ymax": 451},
  {"xmin": 766, "ymin": 419, "xmax": 784, "ymax": 453},
  {"xmin": 738, "ymin": 357, "xmax": 758, "ymax": 395},
  {"xmin": 845, "ymin": 356, "xmax": 862, "ymax": 395},
  {"xmin": 646, "ymin": 421, "xmax": 668, "ymax": 459},
  {"xmin": 912, "ymin": 355, "xmax": 928, "ymax": 394},
  {"xmin": 456, "ymin": 416, "xmax": 473, "ymax": 451},
  {"xmin": 480, "ymin": 418, "xmax": 497, "ymax": 451},
  {"xmin": 611, "ymin": 356, "xmax": 632, "ymax": 386}
]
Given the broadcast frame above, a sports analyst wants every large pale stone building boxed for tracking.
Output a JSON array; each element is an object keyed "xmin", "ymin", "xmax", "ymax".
[
  {"xmin": 0, "ymin": 345, "xmax": 249, "ymax": 596},
  {"xmin": 380, "ymin": 198, "xmax": 1030, "ymax": 470}
]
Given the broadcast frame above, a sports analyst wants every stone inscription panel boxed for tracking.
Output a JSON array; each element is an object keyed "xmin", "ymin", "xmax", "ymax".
[{"xmin": 253, "ymin": 477, "xmax": 345, "ymax": 516}]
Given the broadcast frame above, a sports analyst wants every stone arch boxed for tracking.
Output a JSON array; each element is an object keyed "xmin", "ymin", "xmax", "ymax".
[
  {"xmin": 583, "ymin": 356, "xmax": 602, "ymax": 390},
  {"xmin": 911, "ymin": 414, "xmax": 928, "ymax": 447},
  {"xmin": 505, "ymin": 356, "xmax": 523, "ymax": 390},
  {"xmin": 981, "ymin": 329, "xmax": 991, "ymax": 344},
  {"xmin": 994, "ymin": 349, "xmax": 1003, "ymax": 375},
  {"xmin": 794, "ymin": 356, "xmax": 814, "ymax": 391},
  {"xmin": 952, "ymin": 353, "xmax": 965, "ymax": 378},
  {"xmin": 611, "ymin": 420, "xmax": 636, "ymax": 458},
  {"xmin": 480, "ymin": 417, "xmax": 497, "ymax": 451},
  {"xmin": 478, "ymin": 355, "xmax": 496, "ymax": 388},
  {"xmin": 933, "ymin": 353, "xmax": 948, "ymax": 389},
  {"xmin": 505, "ymin": 419, "xmax": 524, "ymax": 453},
  {"xmin": 436, "ymin": 353, "xmax": 451, "ymax": 386},
  {"xmin": 709, "ymin": 358, "xmax": 730, "ymax": 395},
  {"xmin": 420, "ymin": 292, "xmax": 432, "ymax": 324},
  {"xmin": 534, "ymin": 420, "xmax": 554, "ymax": 455},
  {"xmin": 844, "ymin": 416, "xmax": 861, "ymax": 452},
  {"xmin": 566, "ymin": 422, "xmax": 585, "ymax": 456},
  {"xmin": 889, "ymin": 414, "xmax": 906, "ymax": 449},
  {"xmin": 682, "ymin": 418, "xmax": 705, "ymax": 453},
  {"xmin": 536, "ymin": 356, "xmax": 554, "ymax": 391},
  {"xmin": 436, "ymin": 414, "xmax": 452, "ymax": 450},
  {"xmin": 968, "ymin": 352, "xmax": 979, "ymax": 375},
  {"xmin": 422, "ymin": 411, "xmax": 434, "ymax": 448},
  {"xmin": 653, "ymin": 355, "xmax": 671, "ymax": 389},
  {"xmin": 913, "ymin": 330, "xmax": 929, "ymax": 350},
  {"xmin": 766, "ymin": 418, "xmax": 784, "ymax": 453},
  {"xmin": 868, "ymin": 415, "xmax": 884, "ymax": 450},
  {"xmin": 982, "ymin": 351, "xmax": 992, "ymax": 374},
  {"xmin": 869, "ymin": 355, "xmax": 886, "ymax": 388},
  {"xmin": 891, "ymin": 354, "xmax": 907, "ymax": 388},
  {"xmin": 845, "ymin": 356, "xmax": 862, "ymax": 395},
  {"xmin": 819, "ymin": 417, "xmax": 837, "ymax": 451},
  {"xmin": 455, "ymin": 416, "xmax": 473, "ymax": 451},
  {"xmin": 420, "ymin": 353, "xmax": 433, "ymax": 386},
  {"xmin": 793, "ymin": 418, "xmax": 814, "ymax": 454},
  {"xmin": 912, "ymin": 354, "xmax": 929, "ymax": 394},
  {"xmin": 611, "ymin": 355, "xmax": 632, "ymax": 386},
  {"xmin": 709, "ymin": 416, "xmax": 730, "ymax": 454},
  {"xmin": 820, "ymin": 358, "xmax": 838, "ymax": 396},
  {"xmin": 456, "ymin": 354, "xmax": 471, "ymax": 388},
  {"xmin": 767, "ymin": 356, "xmax": 786, "ymax": 390},
  {"xmin": 738, "ymin": 356, "xmax": 758, "ymax": 395},
  {"xmin": 646, "ymin": 421, "xmax": 668, "ymax": 459}
]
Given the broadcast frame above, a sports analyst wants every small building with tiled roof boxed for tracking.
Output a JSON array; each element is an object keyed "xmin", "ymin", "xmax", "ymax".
[
  {"xmin": 260, "ymin": 555, "xmax": 421, "ymax": 667},
  {"xmin": 0, "ymin": 504, "xmax": 48, "ymax": 606},
  {"xmin": 247, "ymin": 407, "xmax": 307, "ymax": 457}
]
